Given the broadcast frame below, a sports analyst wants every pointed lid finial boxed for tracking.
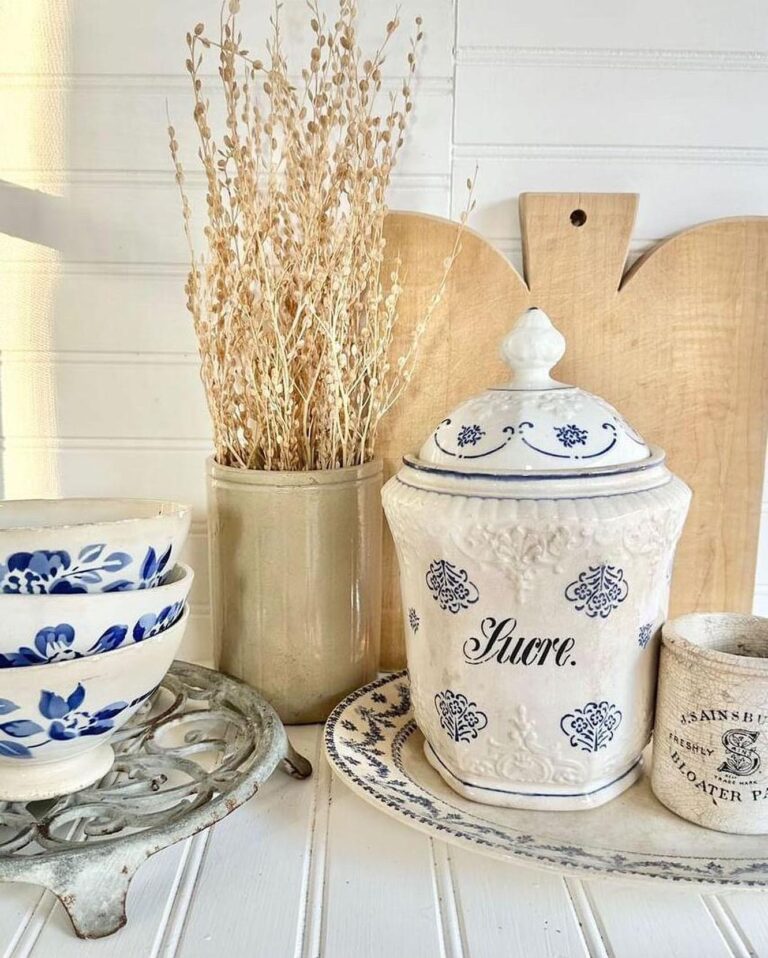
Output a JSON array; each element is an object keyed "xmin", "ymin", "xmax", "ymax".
[
  {"xmin": 414, "ymin": 304, "xmax": 652, "ymax": 472},
  {"xmin": 500, "ymin": 307, "xmax": 566, "ymax": 388}
]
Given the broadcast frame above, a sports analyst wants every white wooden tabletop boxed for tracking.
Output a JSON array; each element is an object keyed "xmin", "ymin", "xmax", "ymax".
[{"xmin": 2, "ymin": 724, "xmax": 767, "ymax": 958}]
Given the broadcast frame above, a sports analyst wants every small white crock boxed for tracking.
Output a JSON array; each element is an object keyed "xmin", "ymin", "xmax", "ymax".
[
  {"xmin": 652, "ymin": 613, "xmax": 768, "ymax": 834},
  {"xmin": 0, "ymin": 608, "xmax": 189, "ymax": 801},
  {"xmin": 0, "ymin": 563, "xmax": 193, "ymax": 666},
  {"xmin": 382, "ymin": 307, "xmax": 692, "ymax": 810},
  {"xmin": 0, "ymin": 498, "xmax": 191, "ymax": 593}
]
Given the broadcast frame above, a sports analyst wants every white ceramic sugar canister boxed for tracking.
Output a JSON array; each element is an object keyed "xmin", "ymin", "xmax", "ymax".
[{"xmin": 382, "ymin": 307, "xmax": 692, "ymax": 810}]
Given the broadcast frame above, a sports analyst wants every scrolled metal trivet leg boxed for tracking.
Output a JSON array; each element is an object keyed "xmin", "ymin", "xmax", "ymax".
[
  {"xmin": 46, "ymin": 849, "xmax": 145, "ymax": 940},
  {"xmin": 282, "ymin": 738, "xmax": 313, "ymax": 779}
]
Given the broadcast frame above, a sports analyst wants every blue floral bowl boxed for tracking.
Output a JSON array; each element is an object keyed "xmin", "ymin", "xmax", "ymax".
[
  {"xmin": 0, "ymin": 498, "xmax": 191, "ymax": 594},
  {"xmin": 0, "ymin": 607, "xmax": 189, "ymax": 801},
  {"xmin": 0, "ymin": 563, "xmax": 193, "ymax": 667}
]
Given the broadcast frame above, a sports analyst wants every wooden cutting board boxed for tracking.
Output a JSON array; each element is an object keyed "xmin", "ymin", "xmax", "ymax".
[{"xmin": 378, "ymin": 193, "xmax": 768, "ymax": 668}]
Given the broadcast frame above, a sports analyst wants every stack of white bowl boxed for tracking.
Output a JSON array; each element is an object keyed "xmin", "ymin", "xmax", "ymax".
[{"xmin": 0, "ymin": 498, "xmax": 193, "ymax": 802}]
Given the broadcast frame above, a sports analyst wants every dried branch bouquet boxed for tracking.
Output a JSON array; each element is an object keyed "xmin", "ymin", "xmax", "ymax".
[{"xmin": 169, "ymin": 0, "xmax": 468, "ymax": 471}]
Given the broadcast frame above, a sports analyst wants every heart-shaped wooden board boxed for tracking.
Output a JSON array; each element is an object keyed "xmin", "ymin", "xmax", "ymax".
[{"xmin": 379, "ymin": 193, "xmax": 768, "ymax": 668}]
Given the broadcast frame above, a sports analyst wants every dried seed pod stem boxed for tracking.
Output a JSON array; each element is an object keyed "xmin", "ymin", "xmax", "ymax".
[{"xmin": 169, "ymin": 1, "xmax": 467, "ymax": 470}]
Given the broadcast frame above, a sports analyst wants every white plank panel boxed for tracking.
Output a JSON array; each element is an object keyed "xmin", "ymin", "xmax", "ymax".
[
  {"xmin": 0, "ymin": 358, "xmax": 207, "ymax": 440},
  {"xmin": 454, "ymin": 64, "xmax": 768, "ymax": 148},
  {"xmin": 451, "ymin": 154, "xmax": 768, "ymax": 241},
  {"xmin": 0, "ymin": 265, "xmax": 194, "ymax": 354},
  {"xmin": 430, "ymin": 842, "xmax": 465, "ymax": 958},
  {"xmin": 701, "ymin": 896, "xmax": 754, "ymax": 958},
  {"xmin": 0, "ymin": 884, "xmax": 47, "ymax": 958},
  {"xmin": 584, "ymin": 881, "xmax": 734, "ymax": 958},
  {"xmin": 171, "ymin": 725, "xmax": 320, "ymax": 958},
  {"xmin": 181, "ymin": 528, "xmax": 210, "ymax": 607},
  {"xmin": 1, "ymin": 176, "xmax": 450, "ymax": 263},
  {"xmin": 0, "ymin": 242, "xmax": 649, "ymax": 355},
  {"xmin": 0, "ymin": 0, "xmax": 453, "ymax": 78},
  {"xmin": 0, "ymin": 80, "xmax": 453, "ymax": 176},
  {"xmin": 0, "ymin": 444, "xmax": 210, "ymax": 510},
  {"xmin": 448, "ymin": 847, "xmax": 590, "ymax": 958},
  {"xmin": 322, "ymin": 774, "xmax": 442, "ymax": 957},
  {"xmin": 176, "ymin": 610, "xmax": 212, "ymax": 666},
  {"xmin": 26, "ymin": 841, "xmax": 194, "ymax": 958},
  {"xmin": 716, "ymin": 893, "xmax": 768, "ymax": 957},
  {"xmin": 457, "ymin": 0, "xmax": 768, "ymax": 51}
]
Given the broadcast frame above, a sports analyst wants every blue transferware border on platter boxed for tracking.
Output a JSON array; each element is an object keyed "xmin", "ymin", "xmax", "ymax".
[{"xmin": 324, "ymin": 671, "xmax": 768, "ymax": 887}]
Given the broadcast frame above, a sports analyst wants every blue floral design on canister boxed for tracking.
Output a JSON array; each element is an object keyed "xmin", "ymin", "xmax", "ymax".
[
  {"xmin": 560, "ymin": 701, "xmax": 623, "ymax": 752},
  {"xmin": 565, "ymin": 563, "xmax": 628, "ymax": 619},
  {"xmin": 554, "ymin": 424, "xmax": 588, "ymax": 448},
  {"xmin": 638, "ymin": 622, "xmax": 654, "ymax": 650},
  {"xmin": 426, "ymin": 559, "xmax": 479, "ymax": 614},
  {"xmin": 457, "ymin": 424, "xmax": 486, "ymax": 448},
  {"xmin": 434, "ymin": 689, "xmax": 488, "ymax": 743}
]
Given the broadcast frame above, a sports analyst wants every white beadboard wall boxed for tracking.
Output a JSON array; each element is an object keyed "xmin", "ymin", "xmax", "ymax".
[{"xmin": 1, "ymin": 0, "xmax": 768, "ymax": 664}]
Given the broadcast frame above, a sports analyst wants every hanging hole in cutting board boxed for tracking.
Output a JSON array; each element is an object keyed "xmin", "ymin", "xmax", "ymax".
[{"xmin": 570, "ymin": 209, "xmax": 587, "ymax": 227}]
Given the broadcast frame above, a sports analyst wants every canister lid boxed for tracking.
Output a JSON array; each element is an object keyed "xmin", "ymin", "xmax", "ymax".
[{"xmin": 416, "ymin": 307, "xmax": 651, "ymax": 473}]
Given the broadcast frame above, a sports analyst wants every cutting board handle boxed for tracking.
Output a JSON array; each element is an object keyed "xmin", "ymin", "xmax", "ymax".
[{"xmin": 520, "ymin": 193, "xmax": 638, "ymax": 301}]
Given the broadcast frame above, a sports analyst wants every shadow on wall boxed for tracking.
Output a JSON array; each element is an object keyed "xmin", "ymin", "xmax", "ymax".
[{"xmin": 0, "ymin": 0, "xmax": 73, "ymax": 499}]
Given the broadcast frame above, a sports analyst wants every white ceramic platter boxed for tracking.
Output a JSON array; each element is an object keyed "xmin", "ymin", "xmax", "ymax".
[{"xmin": 324, "ymin": 672, "xmax": 768, "ymax": 888}]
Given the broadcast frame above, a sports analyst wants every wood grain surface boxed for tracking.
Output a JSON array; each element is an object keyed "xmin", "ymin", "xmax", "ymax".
[{"xmin": 379, "ymin": 194, "xmax": 768, "ymax": 667}]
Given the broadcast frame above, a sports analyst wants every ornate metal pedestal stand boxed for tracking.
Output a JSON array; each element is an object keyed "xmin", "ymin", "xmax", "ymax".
[{"xmin": 0, "ymin": 661, "xmax": 312, "ymax": 939}]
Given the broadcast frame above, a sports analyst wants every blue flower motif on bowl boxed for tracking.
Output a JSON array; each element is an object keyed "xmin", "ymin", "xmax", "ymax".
[
  {"xmin": 408, "ymin": 608, "xmax": 420, "ymax": 633},
  {"xmin": 0, "ymin": 550, "xmax": 75, "ymax": 594},
  {"xmin": 0, "ymin": 544, "xmax": 134, "ymax": 595},
  {"xmin": 0, "ymin": 602, "xmax": 186, "ymax": 668},
  {"xmin": 0, "ymin": 623, "xmax": 80, "ymax": 668},
  {"xmin": 87, "ymin": 624, "xmax": 130, "ymax": 655},
  {"xmin": 554, "ymin": 424, "xmax": 588, "ymax": 448},
  {"xmin": 457, "ymin": 424, "xmax": 485, "ymax": 448},
  {"xmin": 133, "ymin": 601, "xmax": 184, "ymax": 642},
  {"xmin": 426, "ymin": 559, "xmax": 479, "ymax": 614},
  {"xmin": 0, "ymin": 542, "xmax": 172, "ymax": 595},
  {"xmin": 564, "ymin": 563, "xmax": 628, "ymax": 619},
  {"xmin": 560, "ymin": 700, "xmax": 623, "ymax": 752},
  {"xmin": 0, "ymin": 683, "xmax": 154, "ymax": 759},
  {"xmin": 434, "ymin": 689, "xmax": 488, "ymax": 743},
  {"xmin": 137, "ymin": 545, "xmax": 173, "ymax": 589},
  {"xmin": 41, "ymin": 683, "xmax": 118, "ymax": 741}
]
